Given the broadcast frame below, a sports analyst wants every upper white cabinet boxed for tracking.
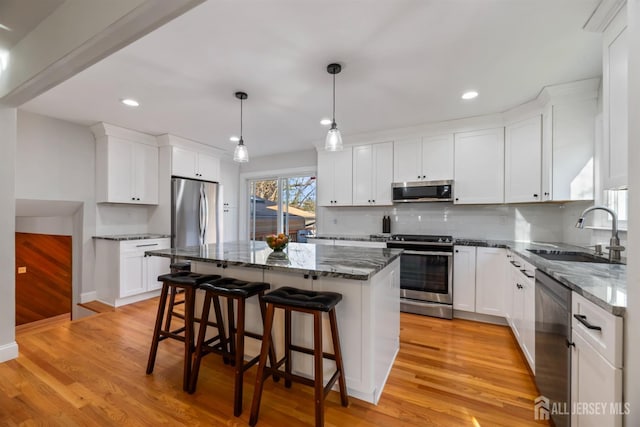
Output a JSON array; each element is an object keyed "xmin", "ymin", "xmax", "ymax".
[
  {"xmin": 393, "ymin": 135, "xmax": 453, "ymax": 183},
  {"xmin": 505, "ymin": 116, "xmax": 542, "ymax": 203},
  {"xmin": 454, "ymin": 128, "xmax": 505, "ymax": 204},
  {"xmin": 172, "ymin": 146, "xmax": 220, "ymax": 182},
  {"xmin": 353, "ymin": 142, "xmax": 393, "ymax": 206},
  {"xmin": 92, "ymin": 123, "xmax": 159, "ymax": 205},
  {"xmin": 602, "ymin": 8, "xmax": 628, "ymax": 190},
  {"xmin": 220, "ymin": 160, "xmax": 240, "ymax": 242},
  {"xmin": 317, "ymin": 148, "xmax": 353, "ymax": 206}
]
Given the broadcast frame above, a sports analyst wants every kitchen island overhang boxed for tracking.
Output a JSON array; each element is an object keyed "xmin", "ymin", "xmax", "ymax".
[{"xmin": 146, "ymin": 241, "xmax": 402, "ymax": 404}]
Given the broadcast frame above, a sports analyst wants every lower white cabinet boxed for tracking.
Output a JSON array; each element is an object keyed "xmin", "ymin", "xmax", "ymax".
[
  {"xmin": 453, "ymin": 246, "xmax": 506, "ymax": 316},
  {"xmin": 94, "ymin": 238, "xmax": 171, "ymax": 307},
  {"xmin": 507, "ymin": 254, "xmax": 535, "ymax": 372},
  {"xmin": 571, "ymin": 292, "xmax": 624, "ymax": 427}
]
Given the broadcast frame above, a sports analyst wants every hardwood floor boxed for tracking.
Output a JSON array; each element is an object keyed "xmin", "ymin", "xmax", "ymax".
[{"xmin": 1, "ymin": 299, "xmax": 546, "ymax": 426}]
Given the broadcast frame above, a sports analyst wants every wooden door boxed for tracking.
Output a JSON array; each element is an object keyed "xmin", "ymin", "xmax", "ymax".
[{"xmin": 15, "ymin": 233, "xmax": 72, "ymax": 325}]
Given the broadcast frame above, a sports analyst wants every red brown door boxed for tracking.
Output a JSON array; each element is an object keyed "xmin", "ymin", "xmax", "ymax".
[{"xmin": 15, "ymin": 232, "xmax": 72, "ymax": 325}]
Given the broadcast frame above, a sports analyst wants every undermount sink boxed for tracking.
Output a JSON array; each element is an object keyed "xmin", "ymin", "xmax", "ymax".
[{"xmin": 526, "ymin": 249, "xmax": 617, "ymax": 264}]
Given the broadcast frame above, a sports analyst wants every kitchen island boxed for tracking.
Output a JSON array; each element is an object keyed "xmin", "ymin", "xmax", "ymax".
[{"xmin": 145, "ymin": 241, "xmax": 402, "ymax": 404}]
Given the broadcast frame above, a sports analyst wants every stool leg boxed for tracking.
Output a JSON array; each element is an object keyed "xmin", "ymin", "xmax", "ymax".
[
  {"xmin": 212, "ymin": 295, "xmax": 230, "ymax": 364},
  {"xmin": 249, "ymin": 303, "xmax": 275, "ymax": 427},
  {"xmin": 164, "ymin": 287, "xmax": 177, "ymax": 331},
  {"xmin": 329, "ymin": 308, "xmax": 349, "ymax": 407},
  {"xmin": 284, "ymin": 308, "xmax": 292, "ymax": 388},
  {"xmin": 232, "ymin": 297, "xmax": 246, "ymax": 416},
  {"xmin": 183, "ymin": 286, "xmax": 195, "ymax": 392},
  {"xmin": 227, "ymin": 298, "xmax": 236, "ymax": 365},
  {"xmin": 259, "ymin": 292, "xmax": 279, "ymax": 382},
  {"xmin": 313, "ymin": 311, "xmax": 324, "ymax": 427},
  {"xmin": 146, "ymin": 282, "xmax": 170, "ymax": 374},
  {"xmin": 189, "ymin": 291, "xmax": 212, "ymax": 393}
]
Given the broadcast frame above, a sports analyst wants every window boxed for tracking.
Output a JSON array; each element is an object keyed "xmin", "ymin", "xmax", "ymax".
[
  {"xmin": 248, "ymin": 176, "xmax": 316, "ymax": 242},
  {"xmin": 603, "ymin": 188, "xmax": 628, "ymax": 230}
]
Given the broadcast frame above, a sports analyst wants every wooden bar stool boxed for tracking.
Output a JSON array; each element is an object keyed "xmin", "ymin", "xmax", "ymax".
[
  {"xmin": 190, "ymin": 277, "xmax": 279, "ymax": 417},
  {"xmin": 249, "ymin": 286, "xmax": 349, "ymax": 427},
  {"xmin": 146, "ymin": 272, "xmax": 221, "ymax": 391}
]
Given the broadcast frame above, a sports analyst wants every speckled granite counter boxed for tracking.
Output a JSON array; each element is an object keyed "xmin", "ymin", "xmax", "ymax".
[
  {"xmin": 310, "ymin": 234, "xmax": 390, "ymax": 242},
  {"xmin": 145, "ymin": 241, "xmax": 402, "ymax": 280},
  {"xmin": 93, "ymin": 233, "xmax": 170, "ymax": 241},
  {"xmin": 454, "ymin": 238, "xmax": 626, "ymax": 316}
]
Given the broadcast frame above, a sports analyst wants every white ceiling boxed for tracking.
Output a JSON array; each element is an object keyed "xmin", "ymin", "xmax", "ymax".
[
  {"xmin": 0, "ymin": 0, "xmax": 64, "ymax": 51},
  {"xmin": 20, "ymin": 0, "xmax": 603, "ymax": 158}
]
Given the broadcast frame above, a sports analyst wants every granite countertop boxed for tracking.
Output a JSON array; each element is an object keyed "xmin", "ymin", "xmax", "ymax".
[
  {"xmin": 455, "ymin": 238, "xmax": 626, "ymax": 316},
  {"xmin": 145, "ymin": 241, "xmax": 402, "ymax": 280},
  {"xmin": 310, "ymin": 234, "xmax": 391, "ymax": 242},
  {"xmin": 93, "ymin": 233, "xmax": 171, "ymax": 241}
]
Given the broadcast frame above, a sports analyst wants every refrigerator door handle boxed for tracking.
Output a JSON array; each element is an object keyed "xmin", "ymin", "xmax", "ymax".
[
  {"xmin": 202, "ymin": 186, "xmax": 209, "ymax": 243},
  {"xmin": 199, "ymin": 184, "xmax": 206, "ymax": 245}
]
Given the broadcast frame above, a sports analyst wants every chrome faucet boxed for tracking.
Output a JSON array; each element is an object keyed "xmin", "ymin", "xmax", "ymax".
[{"xmin": 575, "ymin": 206, "xmax": 625, "ymax": 262}]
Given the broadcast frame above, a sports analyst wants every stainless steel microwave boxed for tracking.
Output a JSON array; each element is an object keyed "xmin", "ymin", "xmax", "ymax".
[{"xmin": 392, "ymin": 180, "xmax": 453, "ymax": 203}]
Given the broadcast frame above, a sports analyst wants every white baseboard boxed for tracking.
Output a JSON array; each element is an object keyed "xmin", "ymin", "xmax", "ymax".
[
  {"xmin": 453, "ymin": 310, "xmax": 508, "ymax": 326},
  {"xmin": 80, "ymin": 291, "xmax": 97, "ymax": 303},
  {"xmin": 0, "ymin": 341, "xmax": 19, "ymax": 363}
]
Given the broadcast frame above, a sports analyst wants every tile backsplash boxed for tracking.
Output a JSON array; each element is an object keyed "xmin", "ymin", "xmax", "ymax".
[{"xmin": 317, "ymin": 201, "xmax": 598, "ymax": 243}]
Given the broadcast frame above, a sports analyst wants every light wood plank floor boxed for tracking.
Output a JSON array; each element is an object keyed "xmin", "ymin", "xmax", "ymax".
[{"xmin": 1, "ymin": 298, "xmax": 546, "ymax": 426}]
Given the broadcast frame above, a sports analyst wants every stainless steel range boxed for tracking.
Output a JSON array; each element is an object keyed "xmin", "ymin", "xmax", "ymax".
[{"xmin": 386, "ymin": 234, "xmax": 453, "ymax": 319}]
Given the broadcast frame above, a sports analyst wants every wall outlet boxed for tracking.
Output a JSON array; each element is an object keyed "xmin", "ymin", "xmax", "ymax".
[{"xmin": 17, "ymin": 266, "xmax": 27, "ymax": 274}]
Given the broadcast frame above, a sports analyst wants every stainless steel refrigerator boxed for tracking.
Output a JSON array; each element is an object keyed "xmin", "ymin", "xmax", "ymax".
[{"xmin": 171, "ymin": 177, "xmax": 221, "ymax": 248}]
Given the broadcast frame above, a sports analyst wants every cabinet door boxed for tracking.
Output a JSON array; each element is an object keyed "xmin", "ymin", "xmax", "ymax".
[
  {"xmin": 421, "ymin": 134, "xmax": 454, "ymax": 181},
  {"xmin": 603, "ymin": 10, "xmax": 628, "ymax": 190},
  {"xmin": 372, "ymin": 142, "xmax": 393, "ymax": 205},
  {"xmin": 120, "ymin": 252, "xmax": 145, "ymax": 297},
  {"xmin": 146, "ymin": 255, "xmax": 170, "ymax": 291},
  {"xmin": 505, "ymin": 116, "xmax": 542, "ymax": 203},
  {"xmin": 106, "ymin": 138, "xmax": 134, "ymax": 203},
  {"xmin": 503, "ymin": 252, "xmax": 514, "ymax": 323},
  {"xmin": 571, "ymin": 332, "xmax": 623, "ymax": 427},
  {"xmin": 223, "ymin": 206, "xmax": 238, "ymax": 242},
  {"xmin": 172, "ymin": 147, "xmax": 198, "ymax": 179},
  {"xmin": 352, "ymin": 145, "xmax": 373, "ymax": 205},
  {"xmin": 453, "ymin": 246, "xmax": 476, "ymax": 312},
  {"xmin": 317, "ymin": 150, "xmax": 334, "ymax": 207},
  {"xmin": 198, "ymin": 153, "xmax": 221, "ymax": 182},
  {"xmin": 522, "ymin": 276, "xmax": 535, "ymax": 371},
  {"xmin": 133, "ymin": 143, "xmax": 158, "ymax": 204},
  {"xmin": 510, "ymin": 265, "xmax": 524, "ymax": 342},
  {"xmin": 454, "ymin": 128, "xmax": 505, "ymax": 204},
  {"xmin": 475, "ymin": 248, "xmax": 506, "ymax": 316},
  {"xmin": 332, "ymin": 148, "xmax": 353, "ymax": 206},
  {"xmin": 220, "ymin": 160, "xmax": 240, "ymax": 208},
  {"xmin": 393, "ymin": 138, "xmax": 422, "ymax": 182}
]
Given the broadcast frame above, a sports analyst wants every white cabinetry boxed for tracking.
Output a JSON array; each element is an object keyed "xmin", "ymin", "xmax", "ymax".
[
  {"xmin": 505, "ymin": 116, "xmax": 542, "ymax": 203},
  {"xmin": 602, "ymin": 8, "xmax": 628, "ymax": 190},
  {"xmin": 93, "ymin": 123, "xmax": 159, "ymax": 205},
  {"xmin": 220, "ymin": 160, "xmax": 239, "ymax": 242},
  {"xmin": 94, "ymin": 238, "xmax": 171, "ymax": 307},
  {"xmin": 453, "ymin": 246, "xmax": 506, "ymax": 316},
  {"xmin": 317, "ymin": 148, "xmax": 353, "ymax": 206},
  {"xmin": 453, "ymin": 246, "xmax": 476, "ymax": 312},
  {"xmin": 507, "ymin": 254, "xmax": 535, "ymax": 372},
  {"xmin": 454, "ymin": 128, "xmax": 504, "ymax": 204},
  {"xmin": 393, "ymin": 135, "xmax": 453, "ymax": 183},
  {"xmin": 571, "ymin": 292, "xmax": 623, "ymax": 427},
  {"xmin": 172, "ymin": 146, "xmax": 220, "ymax": 182},
  {"xmin": 353, "ymin": 142, "xmax": 393, "ymax": 206}
]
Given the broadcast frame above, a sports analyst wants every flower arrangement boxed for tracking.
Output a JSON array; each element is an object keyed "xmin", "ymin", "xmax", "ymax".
[{"xmin": 265, "ymin": 233, "xmax": 289, "ymax": 251}]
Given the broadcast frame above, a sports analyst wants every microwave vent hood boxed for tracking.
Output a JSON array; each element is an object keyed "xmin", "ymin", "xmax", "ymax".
[{"xmin": 392, "ymin": 180, "xmax": 453, "ymax": 203}]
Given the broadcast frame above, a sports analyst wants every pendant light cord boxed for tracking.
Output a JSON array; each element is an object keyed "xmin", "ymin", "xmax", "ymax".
[
  {"xmin": 240, "ymin": 98, "xmax": 243, "ymax": 141},
  {"xmin": 332, "ymin": 73, "xmax": 336, "ymax": 123}
]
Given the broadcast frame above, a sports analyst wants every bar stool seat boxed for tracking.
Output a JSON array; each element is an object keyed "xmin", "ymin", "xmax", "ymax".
[
  {"xmin": 146, "ymin": 272, "xmax": 222, "ymax": 391},
  {"xmin": 249, "ymin": 286, "xmax": 348, "ymax": 427},
  {"xmin": 190, "ymin": 277, "xmax": 278, "ymax": 417}
]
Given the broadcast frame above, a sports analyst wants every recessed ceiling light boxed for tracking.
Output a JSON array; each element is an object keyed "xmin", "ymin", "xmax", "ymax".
[
  {"xmin": 320, "ymin": 118, "xmax": 332, "ymax": 126},
  {"xmin": 120, "ymin": 98, "xmax": 140, "ymax": 107},
  {"xmin": 461, "ymin": 91, "xmax": 478, "ymax": 100},
  {"xmin": 229, "ymin": 136, "xmax": 240, "ymax": 142}
]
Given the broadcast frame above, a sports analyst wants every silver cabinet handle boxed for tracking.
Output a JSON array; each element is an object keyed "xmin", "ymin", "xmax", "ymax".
[{"xmin": 136, "ymin": 243, "xmax": 159, "ymax": 247}]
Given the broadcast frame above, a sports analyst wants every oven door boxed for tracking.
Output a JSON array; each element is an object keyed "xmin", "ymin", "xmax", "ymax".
[{"xmin": 400, "ymin": 250, "xmax": 453, "ymax": 304}]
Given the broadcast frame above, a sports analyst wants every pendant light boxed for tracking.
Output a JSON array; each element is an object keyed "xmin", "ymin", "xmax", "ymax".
[
  {"xmin": 233, "ymin": 91, "xmax": 249, "ymax": 163},
  {"xmin": 325, "ymin": 63, "xmax": 343, "ymax": 151}
]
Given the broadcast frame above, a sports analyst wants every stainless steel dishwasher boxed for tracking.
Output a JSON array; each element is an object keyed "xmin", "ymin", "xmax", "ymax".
[{"xmin": 535, "ymin": 270, "xmax": 572, "ymax": 427}]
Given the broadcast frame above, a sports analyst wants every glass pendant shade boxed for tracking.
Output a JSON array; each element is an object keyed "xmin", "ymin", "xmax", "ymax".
[
  {"xmin": 233, "ymin": 140, "xmax": 249, "ymax": 162},
  {"xmin": 325, "ymin": 123, "xmax": 343, "ymax": 151}
]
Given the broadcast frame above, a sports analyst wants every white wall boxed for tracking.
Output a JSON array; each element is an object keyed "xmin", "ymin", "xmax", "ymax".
[
  {"xmin": 318, "ymin": 202, "xmax": 588, "ymax": 243},
  {"xmin": 0, "ymin": 108, "xmax": 18, "ymax": 362},
  {"xmin": 239, "ymin": 149, "xmax": 317, "ymax": 174},
  {"xmin": 625, "ymin": 0, "xmax": 640, "ymax": 423}
]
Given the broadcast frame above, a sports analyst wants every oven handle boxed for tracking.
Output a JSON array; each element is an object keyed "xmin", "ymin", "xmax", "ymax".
[{"xmin": 403, "ymin": 250, "xmax": 453, "ymax": 257}]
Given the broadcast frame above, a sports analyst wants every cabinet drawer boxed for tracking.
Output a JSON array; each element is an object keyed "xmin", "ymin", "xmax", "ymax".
[
  {"xmin": 572, "ymin": 292, "xmax": 623, "ymax": 368},
  {"xmin": 120, "ymin": 238, "xmax": 170, "ymax": 254}
]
